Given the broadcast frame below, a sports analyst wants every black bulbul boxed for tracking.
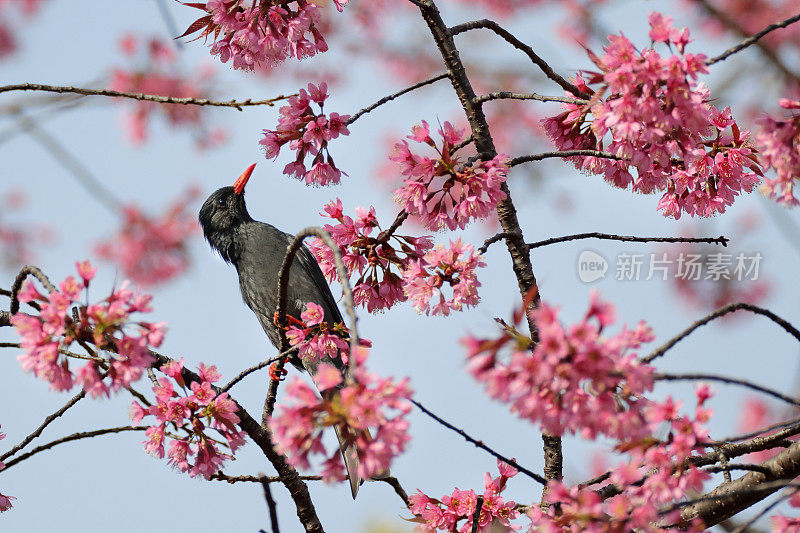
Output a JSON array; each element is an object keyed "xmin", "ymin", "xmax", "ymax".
[{"xmin": 199, "ymin": 163, "xmax": 361, "ymax": 498}]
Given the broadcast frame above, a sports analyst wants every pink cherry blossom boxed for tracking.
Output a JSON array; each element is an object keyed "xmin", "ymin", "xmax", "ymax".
[
  {"xmin": 755, "ymin": 99, "xmax": 800, "ymax": 206},
  {"xmin": 409, "ymin": 460, "xmax": 521, "ymax": 532},
  {"xmin": 541, "ymin": 13, "xmax": 762, "ymax": 219},
  {"xmin": 270, "ymin": 349, "xmax": 412, "ymax": 482},
  {"xmin": 308, "ymin": 199, "xmax": 434, "ymax": 312},
  {"xmin": 284, "ymin": 302, "xmax": 368, "ymax": 365},
  {"xmin": 401, "ymin": 239, "xmax": 485, "ymax": 316},
  {"xmin": 179, "ymin": 0, "xmax": 336, "ymax": 71},
  {"xmin": 11, "ymin": 261, "xmax": 161, "ymax": 395},
  {"xmin": 528, "ymin": 387, "xmax": 713, "ymax": 532},
  {"xmin": 131, "ymin": 359, "xmax": 245, "ymax": 479},
  {"xmin": 259, "ymin": 83, "xmax": 350, "ymax": 186},
  {"xmin": 110, "ymin": 34, "xmax": 226, "ymax": 149},
  {"xmin": 391, "ymin": 121, "xmax": 509, "ymax": 231},
  {"xmin": 95, "ymin": 186, "xmax": 200, "ymax": 286},
  {"xmin": 464, "ymin": 291, "xmax": 656, "ymax": 439}
]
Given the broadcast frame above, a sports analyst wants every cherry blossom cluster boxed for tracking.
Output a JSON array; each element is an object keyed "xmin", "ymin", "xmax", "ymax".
[
  {"xmin": 180, "ymin": 0, "xmax": 342, "ymax": 71},
  {"xmin": 271, "ymin": 349, "xmax": 412, "ymax": 482},
  {"xmin": 130, "ymin": 360, "xmax": 245, "ymax": 479},
  {"xmin": 285, "ymin": 302, "xmax": 373, "ymax": 364},
  {"xmin": 95, "ymin": 186, "xmax": 200, "ymax": 286},
  {"xmin": 11, "ymin": 261, "xmax": 163, "ymax": 395},
  {"xmin": 308, "ymin": 199, "xmax": 433, "ymax": 312},
  {"xmin": 391, "ymin": 121, "xmax": 509, "ymax": 231},
  {"xmin": 0, "ymin": 189, "xmax": 53, "ymax": 270},
  {"xmin": 259, "ymin": 82, "xmax": 350, "ymax": 186},
  {"xmin": 529, "ymin": 387, "xmax": 713, "ymax": 532},
  {"xmin": 408, "ymin": 460, "xmax": 521, "ymax": 532},
  {"xmin": 542, "ymin": 12, "xmax": 762, "ymax": 219},
  {"xmin": 0, "ymin": 424, "xmax": 13, "ymax": 513},
  {"xmin": 402, "ymin": 239, "xmax": 484, "ymax": 316},
  {"xmin": 110, "ymin": 35, "xmax": 226, "ymax": 149},
  {"xmin": 464, "ymin": 292, "xmax": 655, "ymax": 439},
  {"xmin": 755, "ymin": 99, "xmax": 800, "ymax": 207}
]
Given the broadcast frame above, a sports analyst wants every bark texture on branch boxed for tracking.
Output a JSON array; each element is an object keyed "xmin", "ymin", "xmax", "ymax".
[
  {"xmin": 680, "ymin": 441, "xmax": 800, "ymax": 528},
  {"xmin": 415, "ymin": 0, "xmax": 561, "ymax": 484}
]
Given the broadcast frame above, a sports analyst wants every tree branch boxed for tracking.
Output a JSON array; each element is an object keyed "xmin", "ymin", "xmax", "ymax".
[
  {"xmin": 0, "ymin": 390, "xmax": 85, "ymax": 462},
  {"xmin": 474, "ymin": 91, "xmax": 587, "ymax": 105},
  {"xmin": 527, "ymin": 232, "xmax": 729, "ymax": 250},
  {"xmin": 656, "ymin": 372, "xmax": 800, "ymax": 407},
  {"xmin": 2, "ymin": 426, "xmax": 146, "ymax": 470},
  {"xmin": 509, "ymin": 150, "xmax": 624, "ymax": 167},
  {"xmin": 416, "ymin": 0, "xmax": 560, "ymax": 486},
  {"xmin": 643, "ymin": 303, "xmax": 800, "ymax": 364},
  {"xmin": 706, "ymin": 11, "xmax": 800, "ymax": 66},
  {"xmin": 448, "ymin": 19, "xmax": 590, "ymax": 98},
  {"xmin": 411, "ymin": 398, "xmax": 546, "ymax": 485},
  {"xmin": 347, "ymin": 73, "xmax": 450, "ymax": 124},
  {"xmin": 0, "ymin": 83, "xmax": 289, "ymax": 110}
]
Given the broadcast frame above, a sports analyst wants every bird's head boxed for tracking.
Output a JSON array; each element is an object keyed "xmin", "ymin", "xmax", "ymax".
[{"xmin": 199, "ymin": 163, "xmax": 256, "ymax": 263}]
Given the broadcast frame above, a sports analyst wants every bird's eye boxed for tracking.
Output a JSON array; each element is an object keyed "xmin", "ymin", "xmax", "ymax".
[{"xmin": 216, "ymin": 196, "xmax": 226, "ymax": 207}]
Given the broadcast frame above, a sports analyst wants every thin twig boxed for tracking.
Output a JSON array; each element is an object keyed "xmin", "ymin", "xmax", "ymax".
[
  {"xmin": 376, "ymin": 476, "xmax": 411, "ymax": 507},
  {"xmin": 0, "ymin": 83, "xmax": 289, "ymax": 110},
  {"xmin": 0, "ymin": 390, "xmax": 86, "ymax": 461},
  {"xmin": 347, "ymin": 73, "xmax": 450, "ymax": 124},
  {"xmin": 3, "ymin": 426, "xmax": 145, "ymax": 470},
  {"xmin": 210, "ymin": 473, "xmax": 322, "ymax": 483},
  {"xmin": 706, "ymin": 10, "xmax": 800, "ymax": 67},
  {"xmin": 643, "ymin": 303, "xmax": 800, "ymax": 364},
  {"xmin": 475, "ymin": 91, "xmax": 587, "ymax": 105},
  {"xmin": 448, "ymin": 19, "xmax": 590, "ymax": 99},
  {"xmin": 509, "ymin": 150, "xmax": 624, "ymax": 167},
  {"xmin": 695, "ymin": 0, "xmax": 799, "ymax": 82},
  {"xmin": 9, "ymin": 264, "xmax": 57, "ymax": 315},
  {"xmin": 704, "ymin": 464, "xmax": 773, "ymax": 476},
  {"xmin": 528, "ymin": 233, "xmax": 729, "ymax": 250},
  {"xmin": 478, "ymin": 231, "xmax": 522, "ymax": 255},
  {"xmin": 656, "ymin": 372, "xmax": 800, "ymax": 407},
  {"xmin": 411, "ymin": 399, "xmax": 546, "ymax": 485},
  {"xmin": 261, "ymin": 475, "xmax": 281, "ymax": 533},
  {"xmin": 221, "ymin": 350, "xmax": 295, "ymax": 393}
]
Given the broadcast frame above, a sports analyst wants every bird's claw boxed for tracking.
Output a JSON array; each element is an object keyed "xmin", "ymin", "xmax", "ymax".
[{"xmin": 269, "ymin": 362, "xmax": 288, "ymax": 381}]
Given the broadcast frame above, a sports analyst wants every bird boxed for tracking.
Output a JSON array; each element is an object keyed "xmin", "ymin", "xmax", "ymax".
[{"xmin": 199, "ymin": 163, "xmax": 361, "ymax": 498}]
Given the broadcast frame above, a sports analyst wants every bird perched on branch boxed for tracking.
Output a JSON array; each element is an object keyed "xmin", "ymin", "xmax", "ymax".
[{"xmin": 199, "ymin": 163, "xmax": 362, "ymax": 498}]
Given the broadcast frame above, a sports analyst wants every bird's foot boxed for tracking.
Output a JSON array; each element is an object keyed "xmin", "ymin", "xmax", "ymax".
[{"xmin": 269, "ymin": 360, "xmax": 289, "ymax": 381}]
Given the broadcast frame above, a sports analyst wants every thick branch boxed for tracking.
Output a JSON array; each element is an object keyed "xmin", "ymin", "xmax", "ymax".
[
  {"xmin": 679, "ymin": 441, "xmax": 800, "ymax": 527},
  {"xmin": 416, "ymin": 0, "xmax": 561, "ymax": 484},
  {"xmin": 0, "ymin": 83, "xmax": 288, "ymax": 110}
]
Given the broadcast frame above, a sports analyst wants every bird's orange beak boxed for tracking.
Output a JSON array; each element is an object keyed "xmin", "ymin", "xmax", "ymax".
[{"xmin": 233, "ymin": 163, "xmax": 256, "ymax": 195}]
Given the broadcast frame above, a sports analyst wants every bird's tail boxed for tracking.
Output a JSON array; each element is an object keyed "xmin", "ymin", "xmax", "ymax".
[{"xmin": 334, "ymin": 424, "xmax": 362, "ymax": 499}]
